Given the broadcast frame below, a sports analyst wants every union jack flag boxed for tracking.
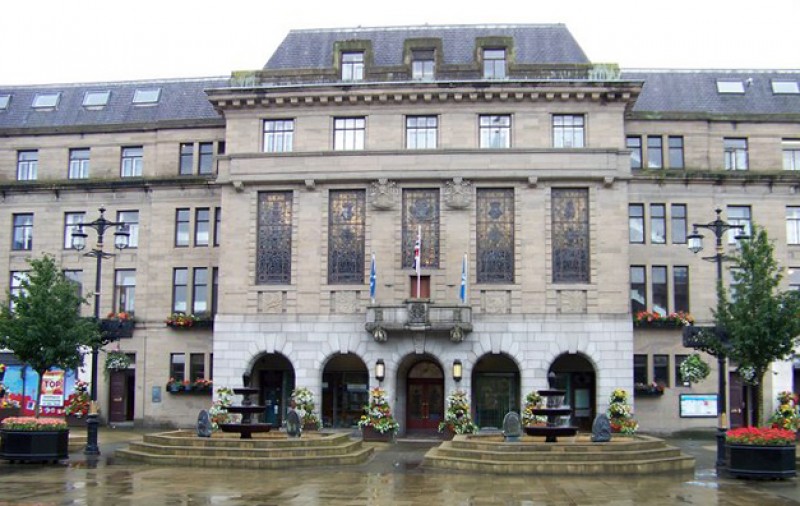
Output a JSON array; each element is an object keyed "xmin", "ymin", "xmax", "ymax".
[{"xmin": 412, "ymin": 226, "xmax": 421, "ymax": 274}]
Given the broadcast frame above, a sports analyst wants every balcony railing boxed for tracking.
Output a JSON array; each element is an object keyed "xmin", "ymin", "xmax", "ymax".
[{"xmin": 365, "ymin": 299, "xmax": 472, "ymax": 342}]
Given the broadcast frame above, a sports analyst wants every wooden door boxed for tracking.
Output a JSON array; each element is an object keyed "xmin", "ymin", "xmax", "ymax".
[
  {"xmin": 108, "ymin": 370, "xmax": 127, "ymax": 422},
  {"xmin": 406, "ymin": 379, "xmax": 444, "ymax": 430},
  {"xmin": 729, "ymin": 372, "xmax": 746, "ymax": 428},
  {"xmin": 409, "ymin": 275, "xmax": 430, "ymax": 299}
]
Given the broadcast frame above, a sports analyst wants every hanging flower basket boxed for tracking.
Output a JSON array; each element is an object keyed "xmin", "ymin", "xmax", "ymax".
[
  {"xmin": 679, "ymin": 354, "xmax": 711, "ymax": 384},
  {"xmin": 105, "ymin": 351, "xmax": 131, "ymax": 371}
]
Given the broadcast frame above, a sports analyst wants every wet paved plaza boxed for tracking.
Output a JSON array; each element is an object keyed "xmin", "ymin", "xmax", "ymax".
[{"xmin": 0, "ymin": 429, "xmax": 799, "ymax": 505}]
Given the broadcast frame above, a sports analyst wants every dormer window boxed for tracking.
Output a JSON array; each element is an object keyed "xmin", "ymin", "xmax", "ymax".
[
  {"xmin": 0, "ymin": 94, "xmax": 10, "ymax": 110},
  {"xmin": 772, "ymin": 80, "xmax": 799, "ymax": 94},
  {"xmin": 483, "ymin": 49, "xmax": 506, "ymax": 79},
  {"xmin": 32, "ymin": 92, "xmax": 60, "ymax": 109},
  {"xmin": 412, "ymin": 49, "xmax": 435, "ymax": 81},
  {"xmin": 133, "ymin": 88, "xmax": 161, "ymax": 104},
  {"xmin": 716, "ymin": 80, "xmax": 745, "ymax": 94},
  {"xmin": 341, "ymin": 52, "xmax": 364, "ymax": 81},
  {"xmin": 83, "ymin": 90, "xmax": 110, "ymax": 107}
]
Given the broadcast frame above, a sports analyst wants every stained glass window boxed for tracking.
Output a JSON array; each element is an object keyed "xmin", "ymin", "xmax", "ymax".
[
  {"xmin": 402, "ymin": 189, "xmax": 439, "ymax": 269},
  {"xmin": 257, "ymin": 192, "xmax": 293, "ymax": 284},
  {"xmin": 551, "ymin": 188, "xmax": 589, "ymax": 283},
  {"xmin": 477, "ymin": 188, "xmax": 514, "ymax": 283},
  {"xmin": 328, "ymin": 190, "xmax": 366, "ymax": 284}
]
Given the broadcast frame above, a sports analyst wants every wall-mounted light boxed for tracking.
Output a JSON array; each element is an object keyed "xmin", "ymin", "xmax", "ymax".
[
  {"xmin": 452, "ymin": 359, "xmax": 463, "ymax": 382},
  {"xmin": 375, "ymin": 359, "xmax": 385, "ymax": 382}
]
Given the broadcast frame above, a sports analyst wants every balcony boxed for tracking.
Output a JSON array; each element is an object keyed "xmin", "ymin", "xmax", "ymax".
[{"xmin": 365, "ymin": 299, "xmax": 472, "ymax": 342}]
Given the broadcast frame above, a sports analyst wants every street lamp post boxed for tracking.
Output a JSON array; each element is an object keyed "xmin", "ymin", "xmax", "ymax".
[
  {"xmin": 686, "ymin": 208, "xmax": 746, "ymax": 471},
  {"xmin": 72, "ymin": 207, "xmax": 129, "ymax": 456}
]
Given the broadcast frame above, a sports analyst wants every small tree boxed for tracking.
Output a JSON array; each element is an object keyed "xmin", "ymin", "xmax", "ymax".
[
  {"xmin": 0, "ymin": 255, "xmax": 99, "ymax": 417},
  {"xmin": 713, "ymin": 226, "xmax": 800, "ymax": 424}
]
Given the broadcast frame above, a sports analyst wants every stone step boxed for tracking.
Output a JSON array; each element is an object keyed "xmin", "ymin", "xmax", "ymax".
[
  {"xmin": 434, "ymin": 443, "xmax": 683, "ymax": 462},
  {"xmin": 115, "ymin": 445, "xmax": 374, "ymax": 469},
  {"xmin": 126, "ymin": 439, "xmax": 364, "ymax": 458},
  {"xmin": 142, "ymin": 430, "xmax": 351, "ymax": 449},
  {"xmin": 450, "ymin": 436, "xmax": 667, "ymax": 453}
]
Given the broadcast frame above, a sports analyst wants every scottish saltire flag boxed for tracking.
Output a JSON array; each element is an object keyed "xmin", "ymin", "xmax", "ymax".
[
  {"xmin": 369, "ymin": 253, "xmax": 376, "ymax": 303},
  {"xmin": 413, "ymin": 226, "xmax": 421, "ymax": 274},
  {"xmin": 459, "ymin": 253, "xmax": 468, "ymax": 304}
]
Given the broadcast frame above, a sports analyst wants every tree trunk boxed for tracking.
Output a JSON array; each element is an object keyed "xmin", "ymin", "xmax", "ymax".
[
  {"xmin": 754, "ymin": 371, "xmax": 765, "ymax": 426},
  {"xmin": 34, "ymin": 368, "xmax": 45, "ymax": 418}
]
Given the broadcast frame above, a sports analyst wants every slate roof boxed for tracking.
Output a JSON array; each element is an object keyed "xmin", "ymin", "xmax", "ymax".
[
  {"xmin": 622, "ymin": 70, "xmax": 800, "ymax": 117},
  {"xmin": 0, "ymin": 78, "xmax": 228, "ymax": 131},
  {"xmin": 265, "ymin": 24, "xmax": 591, "ymax": 69}
]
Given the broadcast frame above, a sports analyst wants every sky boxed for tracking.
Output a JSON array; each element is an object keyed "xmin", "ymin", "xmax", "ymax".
[{"xmin": 2, "ymin": 0, "xmax": 798, "ymax": 86}]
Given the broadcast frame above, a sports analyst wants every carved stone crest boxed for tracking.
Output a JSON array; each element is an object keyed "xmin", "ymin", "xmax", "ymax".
[
  {"xmin": 444, "ymin": 178, "xmax": 472, "ymax": 209},
  {"xmin": 369, "ymin": 179, "xmax": 398, "ymax": 210}
]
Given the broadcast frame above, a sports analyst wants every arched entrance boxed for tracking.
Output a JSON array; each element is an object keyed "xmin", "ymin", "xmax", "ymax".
[
  {"xmin": 251, "ymin": 353, "xmax": 295, "ymax": 427},
  {"xmin": 548, "ymin": 353, "xmax": 596, "ymax": 431},
  {"xmin": 321, "ymin": 353, "xmax": 369, "ymax": 429},
  {"xmin": 406, "ymin": 360, "xmax": 444, "ymax": 434},
  {"xmin": 472, "ymin": 354, "xmax": 520, "ymax": 428}
]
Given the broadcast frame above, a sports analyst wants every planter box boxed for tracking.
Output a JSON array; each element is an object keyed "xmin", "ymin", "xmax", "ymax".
[
  {"xmin": 0, "ymin": 407, "xmax": 20, "ymax": 422},
  {"xmin": 727, "ymin": 444, "xmax": 796, "ymax": 479},
  {"xmin": 166, "ymin": 319, "xmax": 213, "ymax": 330},
  {"xmin": 100, "ymin": 319, "xmax": 135, "ymax": 340},
  {"xmin": 362, "ymin": 426, "xmax": 394, "ymax": 442},
  {"xmin": 0, "ymin": 430, "xmax": 69, "ymax": 462}
]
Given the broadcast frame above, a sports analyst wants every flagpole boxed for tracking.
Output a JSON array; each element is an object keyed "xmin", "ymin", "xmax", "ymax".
[
  {"xmin": 369, "ymin": 253, "xmax": 376, "ymax": 304},
  {"xmin": 416, "ymin": 225, "xmax": 422, "ymax": 299}
]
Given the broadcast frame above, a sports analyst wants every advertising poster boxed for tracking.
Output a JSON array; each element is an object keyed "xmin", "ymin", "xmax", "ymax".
[{"xmin": 40, "ymin": 370, "xmax": 65, "ymax": 408}]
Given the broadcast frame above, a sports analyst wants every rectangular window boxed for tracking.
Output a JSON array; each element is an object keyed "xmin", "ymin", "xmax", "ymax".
[
  {"xmin": 64, "ymin": 212, "xmax": 85, "ymax": 249},
  {"xmin": 175, "ymin": 209, "xmax": 190, "ymax": 247},
  {"xmin": 412, "ymin": 49, "xmax": 435, "ymax": 80},
  {"xmin": 647, "ymin": 136, "xmax": 663, "ymax": 169},
  {"xmin": 673, "ymin": 266, "xmax": 689, "ymax": 313},
  {"xmin": 772, "ymin": 80, "xmax": 800, "ymax": 94},
  {"xmin": 211, "ymin": 267, "xmax": 219, "ymax": 316},
  {"xmin": 32, "ymin": 92, "xmax": 60, "ymax": 108},
  {"xmin": 482, "ymin": 49, "xmax": 506, "ymax": 79},
  {"xmin": 179, "ymin": 143, "xmax": 194, "ymax": 175},
  {"xmin": 789, "ymin": 268, "xmax": 800, "ymax": 291},
  {"xmin": 172, "ymin": 268, "xmax": 188, "ymax": 313},
  {"xmin": 195, "ymin": 208, "xmax": 210, "ymax": 247},
  {"xmin": 727, "ymin": 206, "xmax": 751, "ymax": 245},
  {"xmin": 83, "ymin": 90, "xmax": 110, "ymax": 107},
  {"xmin": 328, "ymin": 190, "xmax": 366, "ymax": 284},
  {"xmin": 629, "ymin": 204, "xmax": 644, "ymax": 243},
  {"xmin": 633, "ymin": 354, "xmax": 648, "ymax": 385},
  {"xmin": 553, "ymin": 115, "xmax": 585, "ymax": 148},
  {"xmin": 170, "ymin": 353, "xmax": 185, "ymax": 383},
  {"xmin": 264, "ymin": 119, "xmax": 294, "ymax": 153},
  {"xmin": 402, "ymin": 189, "xmax": 440, "ymax": 269},
  {"xmin": 406, "ymin": 116, "xmax": 437, "ymax": 149},
  {"xmin": 114, "ymin": 269, "xmax": 136, "ymax": 314},
  {"xmin": 787, "ymin": 207, "xmax": 800, "ymax": 245},
  {"xmin": 552, "ymin": 188, "xmax": 589, "ymax": 283},
  {"xmin": 63, "ymin": 270, "xmax": 83, "ymax": 299},
  {"xmin": 668, "ymin": 136, "xmax": 684, "ymax": 169},
  {"xmin": 717, "ymin": 80, "xmax": 745, "ymax": 94},
  {"xmin": 12, "ymin": 214, "xmax": 33, "ymax": 251},
  {"xmin": 479, "ymin": 115, "xmax": 511, "ymax": 149},
  {"xmin": 193, "ymin": 267, "xmax": 208, "ymax": 314},
  {"xmin": 198, "ymin": 142, "xmax": 214, "ymax": 175},
  {"xmin": 121, "ymin": 146, "xmax": 143, "ymax": 177},
  {"xmin": 133, "ymin": 88, "xmax": 160, "ymax": 104},
  {"xmin": 626, "ymin": 136, "xmax": 642, "ymax": 169},
  {"xmin": 651, "ymin": 266, "xmax": 668, "ymax": 316},
  {"xmin": 68, "ymin": 148, "xmax": 90, "ymax": 179},
  {"xmin": 653, "ymin": 354, "xmax": 669, "ymax": 387},
  {"xmin": 630, "ymin": 266, "xmax": 647, "ymax": 315},
  {"xmin": 256, "ymin": 192, "xmax": 293, "ymax": 284},
  {"xmin": 333, "ymin": 117, "xmax": 365, "ymax": 151},
  {"xmin": 671, "ymin": 204, "xmax": 687, "ymax": 244},
  {"xmin": 341, "ymin": 52, "xmax": 364, "ymax": 81},
  {"xmin": 213, "ymin": 207, "xmax": 221, "ymax": 247},
  {"xmin": 17, "ymin": 150, "xmax": 38, "ymax": 181},
  {"xmin": 477, "ymin": 188, "xmax": 515, "ymax": 283},
  {"xmin": 783, "ymin": 140, "xmax": 800, "ymax": 171},
  {"xmin": 650, "ymin": 204, "xmax": 666, "ymax": 244},
  {"xmin": 675, "ymin": 354, "xmax": 689, "ymax": 385},
  {"xmin": 117, "ymin": 211, "xmax": 139, "ymax": 248},
  {"xmin": 190, "ymin": 353, "xmax": 205, "ymax": 382},
  {"xmin": 724, "ymin": 138, "xmax": 748, "ymax": 170},
  {"xmin": 730, "ymin": 267, "xmax": 743, "ymax": 302},
  {"xmin": 9, "ymin": 271, "xmax": 27, "ymax": 310},
  {"xmin": 0, "ymin": 94, "xmax": 11, "ymax": 110}
]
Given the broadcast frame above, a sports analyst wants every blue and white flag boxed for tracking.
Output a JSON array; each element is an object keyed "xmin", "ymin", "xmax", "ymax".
[
  {"xmin": 459, "ymin": 253, "xmax": 468, "ymax": 304},
  {"xmin": 369, "ymin": 253, "xmax": 376, "ymax": 303}
]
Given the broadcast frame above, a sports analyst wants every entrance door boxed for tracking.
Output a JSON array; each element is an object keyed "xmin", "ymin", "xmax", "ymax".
[
  {"xmin": 260, "ymin": 370, "xmax": 288, "ymax": 427},
  {"xmin": 729, "ymin": 372, "xmax": 746, "ymax": 428},
  {"xmin": 407, "ymin": 379, "xmax": 444, "ymax": 430},
  {"xmin": 109, "ymin": 369, "xmax": 134, "ymax": 423}
]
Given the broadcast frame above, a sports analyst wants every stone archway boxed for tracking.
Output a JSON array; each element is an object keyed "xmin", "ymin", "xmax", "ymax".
[
  {"xmin": 548, "ymin": 353, "xmax": 596, "ymax": 431},
  {"xmin": 251, "ymin": 353, "xmax": 295, "ymax": 427},
  {"xmin": 472, "ymin": 353, "xmax": 520, "ymax": 429},
  {"xmin": 321, "ymin": 353, "xmax": 369, "ymax": 429}
]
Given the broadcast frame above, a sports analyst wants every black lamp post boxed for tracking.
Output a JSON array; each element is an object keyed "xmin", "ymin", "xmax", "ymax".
[
  {"xmin": 686, "ymin": 208, "xmax": 747, "ymax": 471},
  {"xmin": 72, "ymin": 207, "xmax": 129, "ymax": 456}
]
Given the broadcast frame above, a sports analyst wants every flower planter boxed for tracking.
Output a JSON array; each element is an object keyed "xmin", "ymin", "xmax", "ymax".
[
  {"xmin": 727, "ymin": 444, "xmax": 796, "ymax": 479},
  {"xmin": 66, "ymin": 414, "xmax": 86, "ymax": 427},
  {"xmin": 302, "ymin": 422, "xmax": 319, "ymax": 432},
  {"xmin": 362, "ymin": 426, "xmax": 394, "ymax": 442},
  {"xmin": 441, "ymin": 427, "xmax": 456, "ymax": 440},
  {"xmin": 0, "ymin": 430, "xmax": 69, "ymax": 462},
  {"xmin": 634, "ymin": 388, "xmax": 664, "ymax": 397},
  {"xmin": 166, "ymin": 319, "xmax": 213, "ymax": 330},
  {"xmin": 0, "ymin": 407, "xmax": 21, "ymax": 422},
  {"xmin": 100, "ymin": 319, "xmax": 134, "ymax": 340}
]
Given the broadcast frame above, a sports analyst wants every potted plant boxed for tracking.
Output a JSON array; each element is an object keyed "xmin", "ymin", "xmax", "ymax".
[
  {"xmin": 0, "ymin": 417, "xmax": 69, "ymax": 462},
  {"xmin": 633, "ymin": 310, "xmax": 694, "ymax": 329},
  {"xmin": 726, "ymin": 426, "xmax": 796, "ymax": 478},
  {"xmin": 438, "ymin": 390, "xmax": 478, "ymax": 439},
  {"xmin": 208, "ymin": 387, "xmax": 234, "ymax": 431},
  {"xmin": 358, "ymin": 387, "xmax": 399, "ymax": 442},
  {"xmin": 192, "ymin": 378, "xmax": 213, "ymax": 393},
  {"xmin": 768, "ymin": 391, "xmax": 800, "ymax": 432},
  {"xmin": 679, "ymin": 354, "xmax": 711, "ymax": 384},
  {"xmin": 634, "ymin": 381, "xmax": 665, "ymax": 397},
  {"xmin": 166, "ymin": 378, "xmax": 184, "ymax": 393},
  {"xmin": 105, "ymin": 350, "xmax": 131, "ymax": 371},
  {"xmin": 64, "ymin": 380, "xmax": 90, "ymax": 426},
  {"xmin": 0, "ymin": 398, "xmax": 21, "ymax": 422},
  {"xmin": 521, "ymin": 391, "xmax": 547, "ymax": 427},
  {"xmin": 607, "ymin": 389, "xmax": 637, "ymax": 434},
  {"xmin": 291, "ymin": 387, "xmax": 321, "ymax": 431}
]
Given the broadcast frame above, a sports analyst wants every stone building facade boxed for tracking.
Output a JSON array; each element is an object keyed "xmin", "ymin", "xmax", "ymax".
[{"xmin": 0, "ymin": 25, "xmax": 797, "ymax": 433}]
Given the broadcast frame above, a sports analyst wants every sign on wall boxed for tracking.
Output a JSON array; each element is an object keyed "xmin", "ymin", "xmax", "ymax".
[{"xmin": 679, "ymin": 393, "xmax": 718, "ymax": 418}]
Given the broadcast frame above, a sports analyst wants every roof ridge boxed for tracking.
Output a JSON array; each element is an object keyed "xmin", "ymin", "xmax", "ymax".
[
  {"xmin": 288, "ymin": 23, "xmax": 566, "ymax": 34},
  {"xmin": 623, "ymin": 68, "xmax": 800, "ymax": 74},
  {"xmin": 0, "ymin": 76, "xmax": 229, "ymax": 89}
]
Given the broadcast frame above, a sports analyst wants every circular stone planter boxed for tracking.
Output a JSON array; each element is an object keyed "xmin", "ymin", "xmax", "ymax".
[
  {"xmin": 727, "ymin": 444, "xmax": 796, "ymax": 479},
  {"xmin": 0, "ymin": 430, "xmax": 70, "ymax": 462}
]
